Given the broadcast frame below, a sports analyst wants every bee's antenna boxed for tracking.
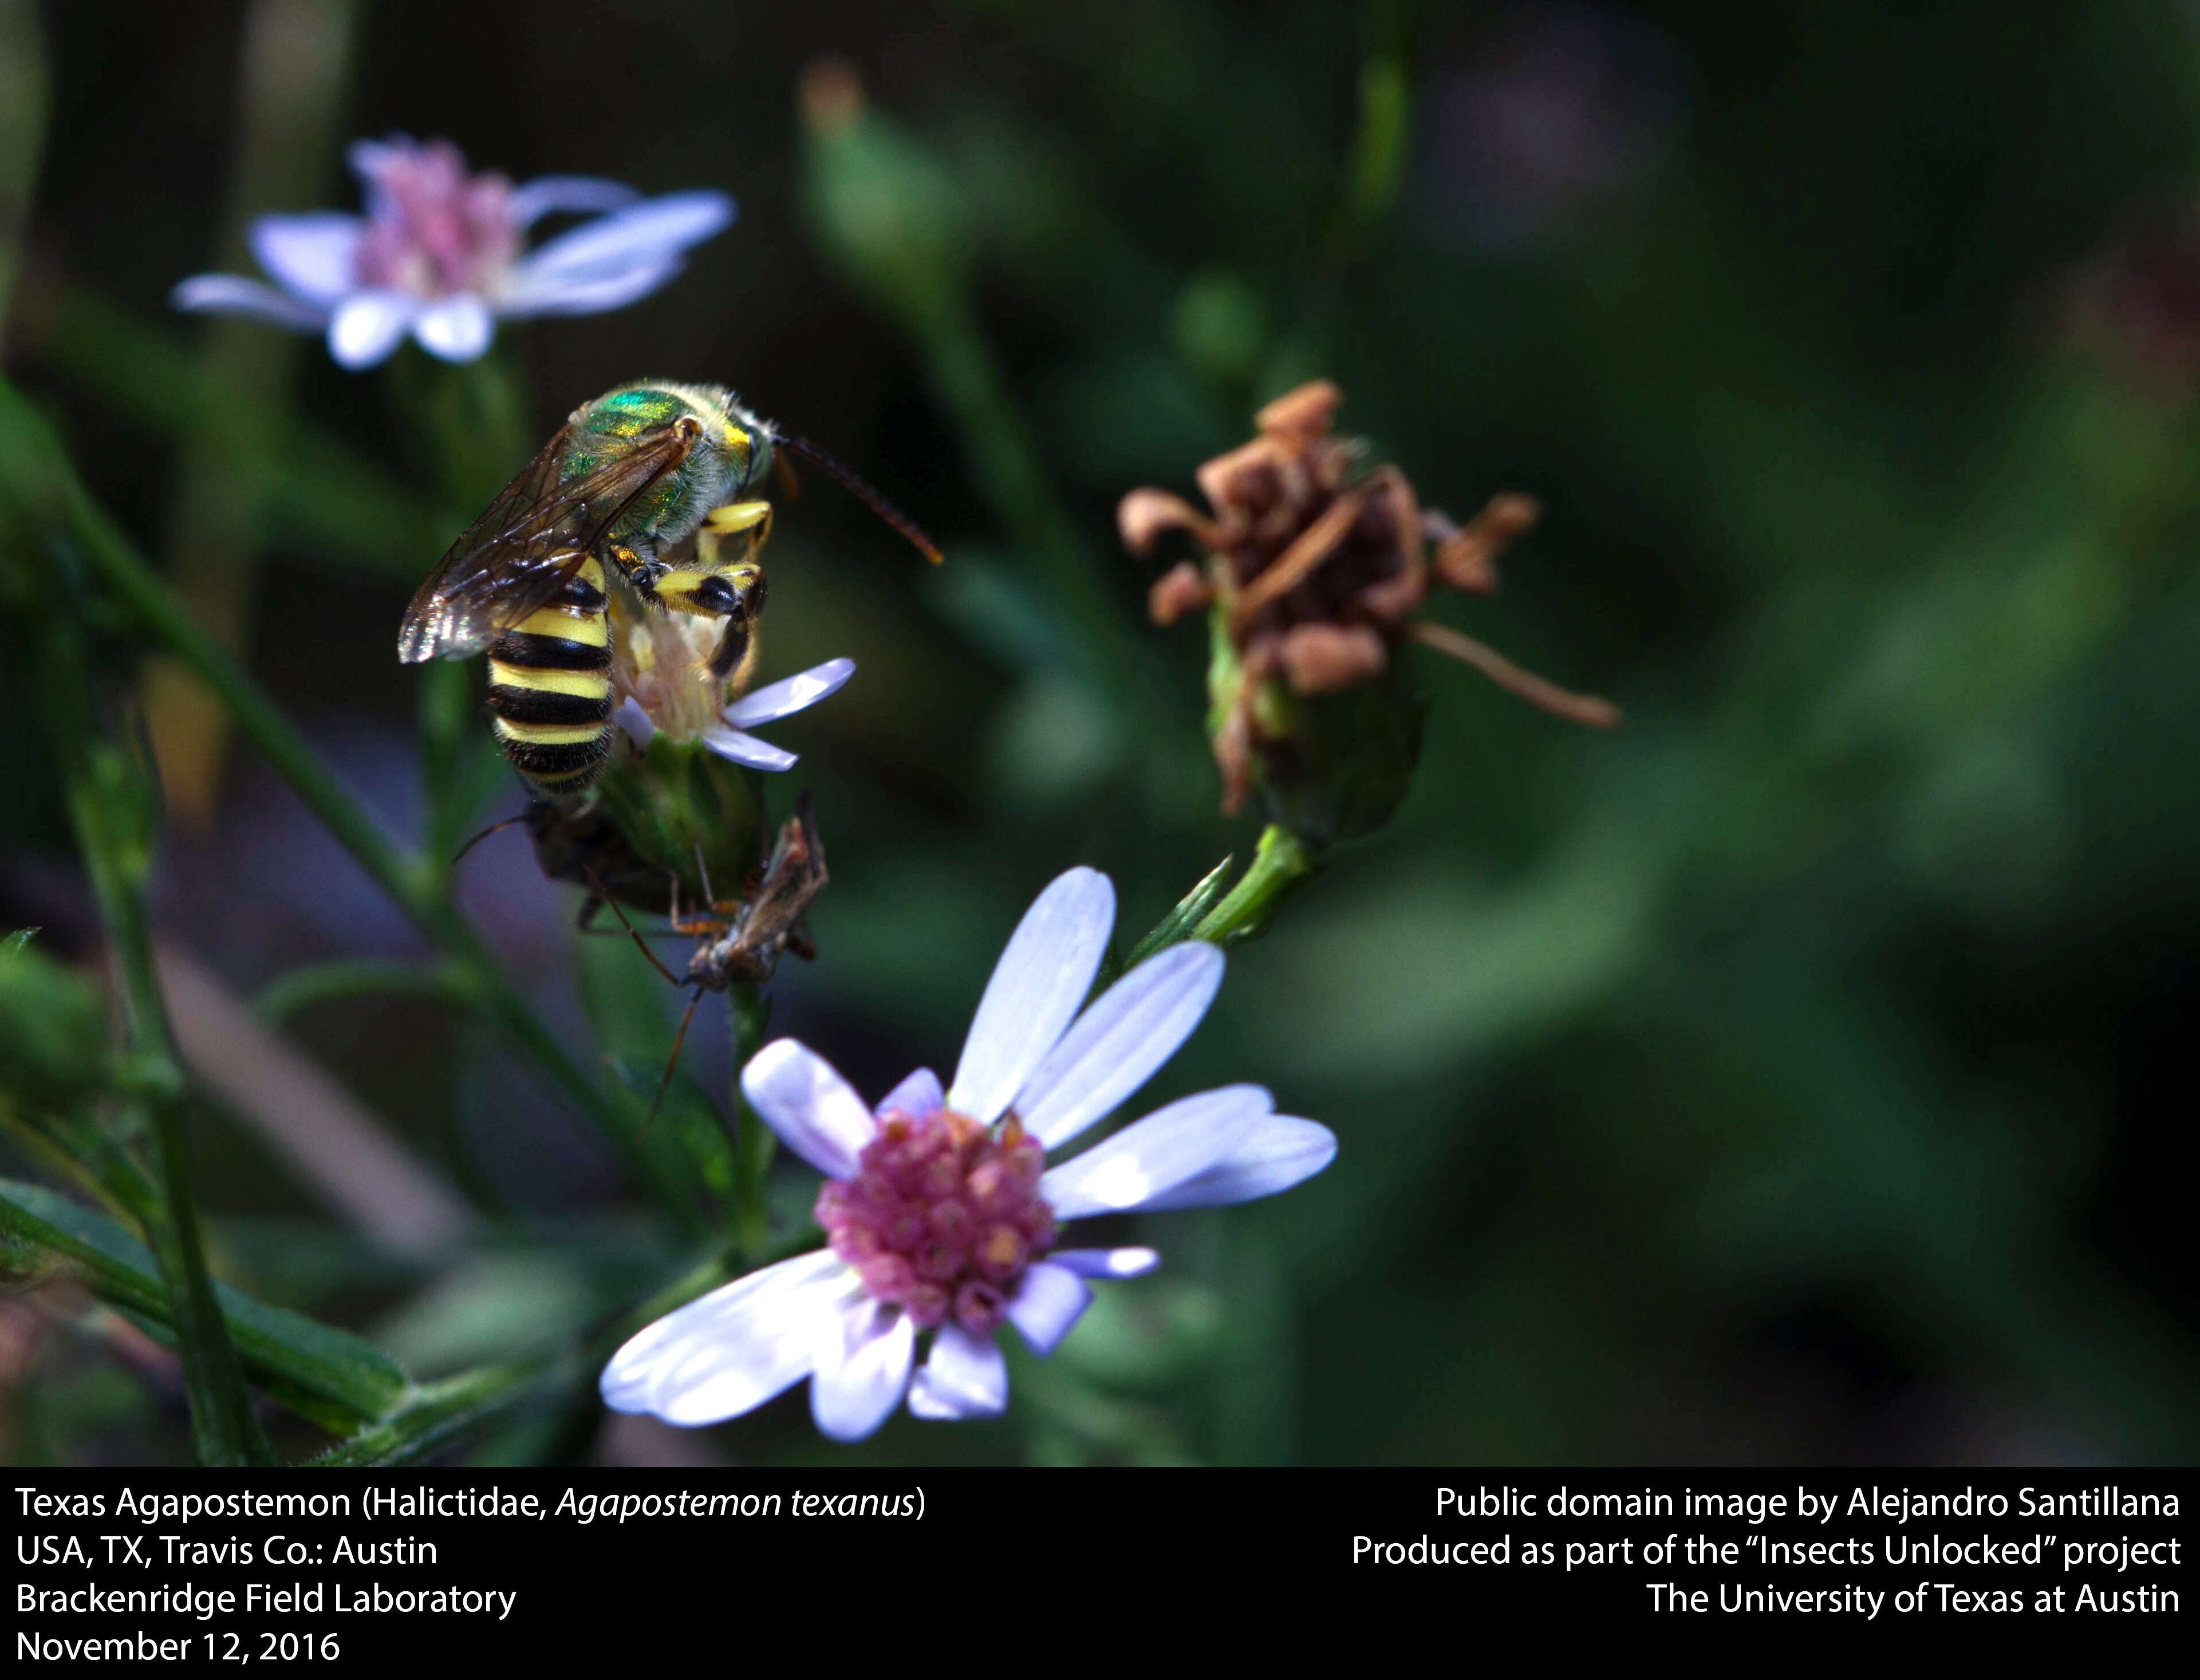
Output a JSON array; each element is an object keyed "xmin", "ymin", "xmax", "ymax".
[{"xmin": 778, "ymin": 433, "xmax": 943, "ymax": 563}]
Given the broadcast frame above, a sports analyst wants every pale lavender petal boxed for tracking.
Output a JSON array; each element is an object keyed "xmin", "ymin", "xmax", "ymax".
[
  {"xmin": 875, "ymin": 1067, "xmax": 944, "ymax": 1120},
  {"xmin": 810, "ymin": 1300, "xmax": 914, "ymax": 1442},
  {"xmin": 497, "ymin": 255, "xmax": 685, "ymax": 318},
  {"xmin": 411, "ymin": 292, "xmax": 495, "ymax": 361},
  {"xmin": 1006, "ymin": 1262, "xmax": 1091, "ymax": 1358},
  {"xmin": 171, "ymin": 274, "xmax": 326, "ymax": 330},
  {"xmin": 1131, "ymin": 1115, "xmax": 1338, "ymax": 1212},
  {"xmin": 346, "ymin": 135, "xmax": 406, "ymax": 191},
  {"xmin": 519, "ymin": 190, "xmax": 735, "ymax": 281},
  {"xmin": 1039, "ymin": 1084, "xmax": 1272, "ymax": 1219},
  {"xmin": 724, "ymin": 658, "xmax": 855, "ymax": 728},
  {"xmin": 599, "ymin": 1248, "xmax": 848, "ymax": 1425},
  {"xmin": 905, "ymin": 1326, "xmax": 1008, "ymax": 1421},
  {"xmin": 510, "ymin": 174, "xmax": 644, "ymax": 224},
  {"xmin": 739, "ymin": 1039, "xmax": 876, "ymax": 1177},
  {"xmin": 947, "ymin": 868, "xmax": 1115, "ymax": 1123},
  {"xmin": 247, "ymin": 212, "xmax": 360, "ymax": 305},
  {"xmin": 610, "ymin": 697, "xmax": 656, "ymax": 750},
  {"xmin": 1016, "ymin": 941, "xmax": 1224, "ymax": 1149},
  {"xmin": 699, "ymin": 723, "xmax": 797, "ymax": 772},
  {"xmin": 326, "ymin": 290, "xmax": 415, "ymax": 369},
  {"xmin": 1049, "ymin": 1247, "xmax": 1161, "ymax": 1279}
]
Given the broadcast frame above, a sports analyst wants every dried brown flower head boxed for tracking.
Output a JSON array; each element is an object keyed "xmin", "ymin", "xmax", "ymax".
[{"xmin": 1121, "ymin": 380, "xmax": 1617, "ymax": 834}]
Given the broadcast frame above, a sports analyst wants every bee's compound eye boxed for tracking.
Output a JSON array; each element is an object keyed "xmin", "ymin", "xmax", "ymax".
[{"xmin": 695, "ymin": 574, "xmax": 747, "ymax": 617}]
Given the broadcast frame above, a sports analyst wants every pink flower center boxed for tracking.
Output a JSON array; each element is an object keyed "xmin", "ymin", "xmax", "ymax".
[
  {"xmin": 352, "ymin": 139, "xmax": 520, "ymax": 299},
  {"xmin": 816, "ymin": 1108, "xmax": 1055, "ymax": 1336}
]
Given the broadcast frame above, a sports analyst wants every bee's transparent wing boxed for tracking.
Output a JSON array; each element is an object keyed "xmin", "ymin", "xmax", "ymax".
[{"xmin": 397, "ymin": 421, "xmax": 696, "ymax": 663}]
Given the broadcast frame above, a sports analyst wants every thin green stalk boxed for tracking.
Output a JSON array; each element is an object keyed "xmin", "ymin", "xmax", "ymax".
[
  {"xmin": 308, "ymin": 1361, "xmax": 548, "ymax": 1468},
  {"xmin": 914, "ymin": 299, "xmax": 1144, "ymax": 699},
  {"xmin": 1323, "ymin": 0, "xmax": 1425, "ymax": 263},
  {"xmin": 728, "ymin": 985, "xmax": 774, "ymax": 1258},
  {"xmin": 34, "ymin": 598, "xmax": 272, "ymax": 1465},
  {"xmin": 0, "ymin": 0, "xmax": 48, "ymax": 328},
  {"xmin": 1192, "ymin": 825, "xmax": 1319, "ymax": 948},
  {"xmin": 253, "ymin": 957, "xmax": 465, "ymax": 1023}
]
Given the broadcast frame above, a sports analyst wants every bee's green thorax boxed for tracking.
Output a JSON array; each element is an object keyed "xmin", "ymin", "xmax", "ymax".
[{"xmin": 562, "ymin": 381, "xmax": 770, "ymax": 553}]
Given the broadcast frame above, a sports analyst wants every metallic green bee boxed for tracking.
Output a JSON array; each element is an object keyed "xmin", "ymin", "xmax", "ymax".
[{"xmin": 399, "ymin": 380, "xmax": 937, "ymax": 793}]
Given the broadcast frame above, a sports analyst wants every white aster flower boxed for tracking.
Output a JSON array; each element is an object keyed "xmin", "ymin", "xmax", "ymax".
[
  {"xmin": 172, "ymin": 135, "xmax": 734, "ymax": 369},
  {"xmin": 605, "ymin": 604, "xmax": 853, "ymax": 773},
  {"xmin": 600, "ymin": 866, "xmax": 1337, "ymax": 1440}
]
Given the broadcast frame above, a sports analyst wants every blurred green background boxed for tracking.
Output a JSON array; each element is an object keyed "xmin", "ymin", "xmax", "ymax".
[{"xmin": 2, "ymin": 0, "xmax": 2195, "ymax": 1465}]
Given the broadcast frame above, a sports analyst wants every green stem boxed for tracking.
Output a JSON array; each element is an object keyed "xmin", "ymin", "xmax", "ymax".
[
  {"xmin": 253, "ymin": 957, "xmax": 464, "ymax": 1023},
  {"xmin": 307, "ymin": 1362, "xmax": 546, "ymax": 1469},
  {"xmin": 914, "ymin": 299, "xmax": 1143, "ymax": 699},
  {"xmin": 34, "ymin": 598, "xmax": 272, "ymax": 1466},
  {"xmin": 728, "ymin": 985, "xmax": 774, "ymax": 1258},
  {"xmin": 1192, "ymin": 825, "xmax": 1320, "ymax": 948}
]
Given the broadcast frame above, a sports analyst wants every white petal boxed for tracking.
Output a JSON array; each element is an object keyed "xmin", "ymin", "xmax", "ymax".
[
  {"xmin": 810, "ymin": 1301, "xmax": 914, "ymax": 1442},
  {"xmin": 1006, "ymin": 1262, "xmax": 1091, "ymax": 1357},
  {"xmin": 411, "ymin": 292, "xmax": 495, "ymax": 361},
  {"xmin": 1015, "ymin": 941, "xmax": 1224, "ymax": 1149},
  {"xmin": 170, "ymin": 273, "xmax": 327, "ymax": 330},
  {"xmin": 1039, "ymin": 1084, "xmax": 1272, "ymax": 1219},
  {"xmin": 1132, "ymin": 1115, "xmax": 1338, "ymax": 1212},
  {"xmin": 905, "ymin": 1326, "xmax": 1008, "ymax": 1421},
  {"xmin": 610, "ymin": 697, "xmax": 656, "ymax": 750},
  {"xmin": 326, "ymin": 290, "xmax": 415, "ymax": 369},
  {"xmin": 498, "ymin": 255, "xmax": 684, "ymax": 318},
  {"xmin": 739, "ymin": 1039, "xmax": 876, "ymax": 1177},
  {"xmin": 599, "ymin": 1248, "xmax": 848, "ymax": 1426},
  {"xmin": 947, "ymin": 868, "xmax": 1115, "ymax": 1123},
  {"xmin": 875, "ymin": 1066, "xmax": 944, "ymax": 1120},
  {"xmin": 247, "ymin": 212, "xmax": 360, "ymax": 305},
  {"xmin": 520, "ymin": 190, "xmax": 736, "ymax": 281},
  {"xmin": 724, "ymin": 658, "xmax": 855, "ymax": 728},
  {"xmin": 510, "ymin": 174, "xmax": 644, "ymax": 224},
  {"xmin": 700, "ymin": 724, "xmax": 797, "ymax": 772},
  {"xmin": 1049, "ymin": 1247, "xmax": 1160, "ymax": 1279}
]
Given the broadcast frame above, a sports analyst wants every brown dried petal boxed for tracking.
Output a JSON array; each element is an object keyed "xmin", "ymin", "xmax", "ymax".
[
  {"xmin": 1278, "ymin": 622, "xmax": 1389, "ymax": 695},
  {"xmin": 1432, "ymin": 492, "xmax": 1541, "ymax": 595},
  {"xmin": 1229, "ymin": 486, "xmax": 1367, "ymax": 629},
  {"xmin": 1148, "ymin": 561, "xmax": 1215, "ymax": 626},
  {"xmin": 1196, "ymin": 437, "xmax": 1292, "ymax": 525},
  {"xmin": 1118, "ymin": 488, "xmax": 1218, "ymax": 557},
  {"xmin": 1255, "ymin": 379, "xmax": 1343, "ymax": 446}
]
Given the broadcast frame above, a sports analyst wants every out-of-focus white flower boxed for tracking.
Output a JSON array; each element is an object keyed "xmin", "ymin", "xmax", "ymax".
[
  {"xmin": 172, "ymin": 135, "xmax": 734, "ymax": 369},
  {"xmin": 600, "ymin": 867, "xmax": 1337, "ymax": 1440},
  {"xmin": 606, "ymin": 604, "xmax": 853, "ymax": 774}
]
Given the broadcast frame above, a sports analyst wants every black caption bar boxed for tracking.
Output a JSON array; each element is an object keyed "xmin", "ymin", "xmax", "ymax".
[{"xmin": 6, "ymin": 1469, "xmax": 2189, "ymax": 1654}]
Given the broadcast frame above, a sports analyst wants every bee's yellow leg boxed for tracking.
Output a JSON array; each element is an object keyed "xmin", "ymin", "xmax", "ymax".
[{"xmin": 698, "ymin": 500, "xmax": 773, "ymax": 569}]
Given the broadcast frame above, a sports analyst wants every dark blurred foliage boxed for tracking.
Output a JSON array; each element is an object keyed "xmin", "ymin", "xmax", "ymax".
[{"xmin": 2, "ymin": 0, "xmax": 2197, "ymax": 1465}]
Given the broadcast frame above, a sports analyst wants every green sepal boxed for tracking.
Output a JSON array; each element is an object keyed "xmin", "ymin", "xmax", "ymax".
[
  {"xmin": 588, "ymin": 734, "xmax": 770, "ymax": 916},
  {"xmin": 1206, "ymin": 604, "xmax": 1426, "ymax": 847}
]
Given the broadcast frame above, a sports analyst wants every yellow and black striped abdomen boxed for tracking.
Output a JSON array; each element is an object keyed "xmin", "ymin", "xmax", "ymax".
[{"xmin": 485, "ymin": 557, "xmax": 614, "ymax": 792}]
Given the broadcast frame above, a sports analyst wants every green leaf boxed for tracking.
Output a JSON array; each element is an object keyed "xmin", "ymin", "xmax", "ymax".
[
  {"xmin": 0, "ymin": 1178, "xmax": 408, "ymax": 1432},
  {"xmin": 0, "ymin": 928, "xmax": 109, "ymax": 1107}
]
